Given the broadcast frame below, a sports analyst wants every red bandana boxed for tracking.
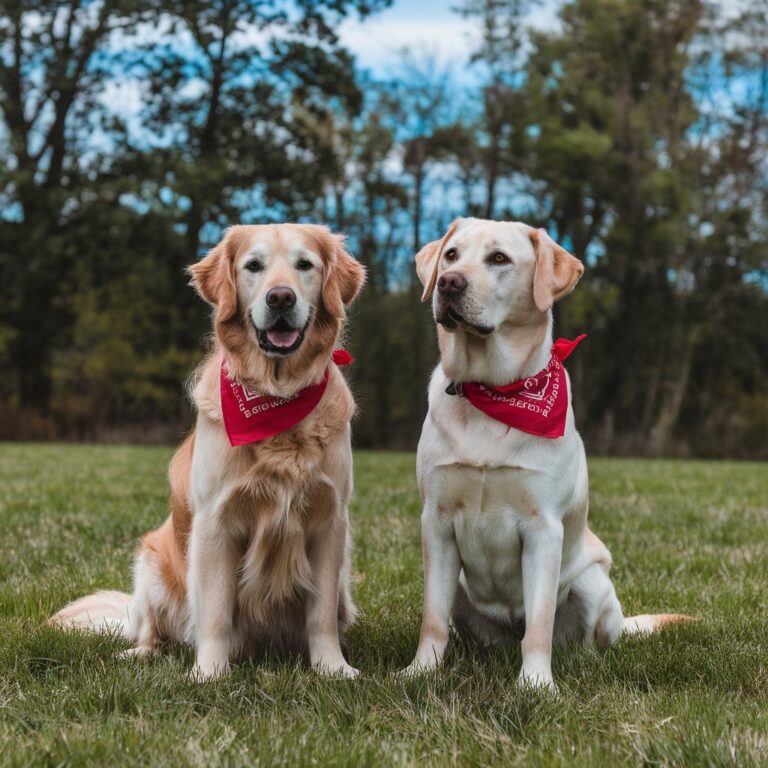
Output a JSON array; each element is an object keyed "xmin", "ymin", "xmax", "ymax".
[
  {"xmin": 221, "ymin": 349, "xmax": 353, "ymax": 447},
  {"xmin": 449, "ymin": 335, "xmax": 586, "ymax": 439}
]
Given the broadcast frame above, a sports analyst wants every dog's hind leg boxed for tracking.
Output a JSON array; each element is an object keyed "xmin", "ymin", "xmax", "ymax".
[
  {"xmin": 554, "ymin": 563, "xmax": 623, "ymax": 648},
  {"xmin": 336, "ymin": 525, "xmax": 358, "ymax": 638},
  {"xmin": 125, "ymin": 549, "xmax": 161, "ymax": 657}
]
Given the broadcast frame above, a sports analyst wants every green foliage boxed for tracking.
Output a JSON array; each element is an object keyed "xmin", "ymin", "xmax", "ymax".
[
  {"xmin": 1, "ymin": 446, "xmax": 767, "ymax": 765},
  {"xmin": 349, "ymin": 289, "xmax": 437, "ymax": 448},
  {"xmin": 0, "ymin": 0, "xmax": 765, "ymax": 455},
  {"xmin": 517, "ymin": 0, "xmax": 768, "ymax": 455}
]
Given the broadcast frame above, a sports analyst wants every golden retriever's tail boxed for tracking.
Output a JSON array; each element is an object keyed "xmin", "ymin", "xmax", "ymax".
[
  {"xmin": 622, "ymin": 613, "xmax": 697, "ymax": 635},
  {"xmin": 48, "ymin": 590, "xmax": 133, "ymax": 638}
]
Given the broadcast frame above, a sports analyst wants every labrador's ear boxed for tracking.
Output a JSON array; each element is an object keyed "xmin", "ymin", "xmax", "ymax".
[
  {"xmin": 319, "ymin": 230, "xmax": 366, "ymax": 320},
  {"xmin": 530, "ymin": 228, "xmax": 584, "ymax": 312},
  {"xmin": 188, "ymin": 227, "xmax": 245, "ymax": 322},
  {"xmin": 415, "ymin": 219, "xmax": 461, "ymax": 302}
]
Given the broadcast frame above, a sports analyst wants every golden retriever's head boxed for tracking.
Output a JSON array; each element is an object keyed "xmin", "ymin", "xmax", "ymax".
[
  {"xmin": 415, "ymin": 218, "xmax": 583, "ymax": 335},
  {"xmin": 189, "ymin": 224, "xmax": 365, "ymax": 385}
]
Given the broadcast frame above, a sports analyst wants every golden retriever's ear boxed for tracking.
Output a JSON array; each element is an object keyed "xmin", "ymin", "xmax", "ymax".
[
  {"xmin": 530, "ymin": 228, "xmax": 584, "ymax": 312},
  {"xmin": 415, "ymin": 219, "xmax": 461, "ymax": 302},
  {"xmin": 187, "ymin": 228, "xmax": 242, "ymax": 322},
  {"xmin": 320, "ymin": 232, "xmax": 366, "ymax": 319}
]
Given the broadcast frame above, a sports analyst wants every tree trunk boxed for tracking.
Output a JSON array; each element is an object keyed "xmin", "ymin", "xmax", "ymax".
[
  {"xmin": 413, "ymin": 161, "xmax": 424, "ymax": 253},
  {"xmin": 16, "ymin": 317, "xmax": 53, "ymax": 412},
  {"xmin": 334, "ymin": 184, "xmax": 345, "ymax": 231},
  {"xmin": 484, "ymin": 128, "xmax": 500, "ymax": 219},
  {"xmin": 647, "ymin": 329, "xmax": 698, "ymax": 454},
  {"xmin": 13, "ymin": 190, "xmax": 57, "ymax": 413},
  {"xmin": 184, "ymin": 27, "xmax": 229, "ymax": 263},
  {"xmin": 2, "ymin": 5, "xmax": 113, "ymax": 415},
  {"xmin": 484, "ymin": 83, "xmax": 504, "ymax": 219},
  {"xmin": 184, "ymin": 205, "xmax": 204, "ymax": 264}
]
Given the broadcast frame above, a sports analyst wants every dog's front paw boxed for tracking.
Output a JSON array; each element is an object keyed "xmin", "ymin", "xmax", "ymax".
[
  {"xmin": 313, "ymin": 660, "xmax": 359, "ymax": 679},
  {"xmin": 399, "ymin": 658, "xmax": 438, "ymax": 678},
  {"xmin": 192, "ymin": 648, "xmax": 230, "ymax": 682},
  {"xmin": 192, "ymin": 660, "xmax": 230, "ymax": 682},
  {"xmin": 518, "ymin": 667, "xmax": 559, "ymax": 694},
  {"xmin": 118, "ymin": 645, "xmax": 157, "ymax": 660}
]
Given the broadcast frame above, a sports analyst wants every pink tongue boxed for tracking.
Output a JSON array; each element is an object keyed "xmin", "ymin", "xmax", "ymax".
[{"xmin": 266, "ymin": 329, "xmax": 299, "ymax": 348}]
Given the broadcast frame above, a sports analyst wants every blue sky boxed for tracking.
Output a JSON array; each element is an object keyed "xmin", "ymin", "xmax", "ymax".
[{"xmin": 98, "ymin": 1, "xmax": 560, "ymax": 121}]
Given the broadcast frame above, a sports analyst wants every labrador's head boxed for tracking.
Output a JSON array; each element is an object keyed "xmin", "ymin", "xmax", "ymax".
[
  {"xmin": 415, "ymin": 218, "xmax": 583, "ymax": 335},
  {"xmin": 189, "ymin": 224, "xmax": 365, "ymax": 362}
]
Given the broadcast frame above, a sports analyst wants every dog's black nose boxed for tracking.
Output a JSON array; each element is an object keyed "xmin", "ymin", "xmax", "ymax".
[
  {"xmin": 266, "ymin": 286, "xmax": 296, "ymax": 309},
  {"xmin": 437, "ymin": 271, "xmax": 467, "ymax": 297}
]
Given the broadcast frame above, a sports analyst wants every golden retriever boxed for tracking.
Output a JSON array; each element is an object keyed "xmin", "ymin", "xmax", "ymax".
[
  {"xmin": 51, "ymin": 223, "xmax": 366, "ymax": 680},
  {"xmin": 404, "ymin": 218, "xmax": 691, "ymax": 690}
]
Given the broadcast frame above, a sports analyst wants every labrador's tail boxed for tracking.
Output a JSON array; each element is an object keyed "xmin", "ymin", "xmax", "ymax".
[{"xmin": 622, "ymin": 613, "xmax": 696, "ymax": 635}]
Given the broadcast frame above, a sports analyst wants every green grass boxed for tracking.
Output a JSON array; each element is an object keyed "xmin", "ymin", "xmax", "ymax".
[{"xmin": 1, "ymin": 444, "xmax": 767, "ymax": 766}]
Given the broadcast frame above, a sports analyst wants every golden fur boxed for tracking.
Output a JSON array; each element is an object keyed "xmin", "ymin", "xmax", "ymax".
[{"xmin": 51, "ymin": 224, "xmax": 366, "ymax": 678}]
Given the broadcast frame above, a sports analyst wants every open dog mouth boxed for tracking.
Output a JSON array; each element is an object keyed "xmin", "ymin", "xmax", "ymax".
[
  {"xmin": 255, "ymin": 317, "xmax": 309, "ymax": 355},
  {"xmin": 437, "ymin": 307, "xmax": 495, "ymax": 337}
]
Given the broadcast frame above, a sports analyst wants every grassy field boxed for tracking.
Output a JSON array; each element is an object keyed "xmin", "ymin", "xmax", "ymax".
[{"xmin": 0, "ymin": 444, "xmax": 767, "ymax": 766}]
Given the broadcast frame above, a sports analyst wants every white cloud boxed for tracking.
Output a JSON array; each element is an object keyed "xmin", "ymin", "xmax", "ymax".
[
  {"xmin": 338, "ymin": 16, "xmax": 480, "ymax": 74},
  {"xmin": 338, "ymin": 0, "xmax": 560, "ymax": 76}
]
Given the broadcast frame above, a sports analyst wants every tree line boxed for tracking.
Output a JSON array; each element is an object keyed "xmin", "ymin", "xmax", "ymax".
[{"xmin": 1, "ymin": 0, "xmax": 766, "ymax": 458}]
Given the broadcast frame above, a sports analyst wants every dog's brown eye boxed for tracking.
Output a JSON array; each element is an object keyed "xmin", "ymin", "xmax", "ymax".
[
  {"xmin": 489, "ymin": 251, "xmax": 511, "ymax": 265},
  {"xmin": 296, "ymin": 258, "xmax": 313, "ymax": 271},
  {"xmin": 444, "ymin": 248, "xmax": 458, "ymax": 263},
  {"xmin": 245, "ymin": 259, "xmax": 263, "ymax": 273}
]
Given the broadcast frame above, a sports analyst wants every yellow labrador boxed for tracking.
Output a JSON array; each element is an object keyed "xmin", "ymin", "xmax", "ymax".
[
  {"xmin": 406, "ymin": 218, "xmax": 690, "ymax": 690},
  {"xmin": 51, "ymin": 224, "xmax": 365, "ymax": 680}
]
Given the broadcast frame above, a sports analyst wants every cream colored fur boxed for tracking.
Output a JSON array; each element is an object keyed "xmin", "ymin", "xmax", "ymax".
[{"xmin": 406, "ymin": 218, "xmax": 692, "ymax": 691}]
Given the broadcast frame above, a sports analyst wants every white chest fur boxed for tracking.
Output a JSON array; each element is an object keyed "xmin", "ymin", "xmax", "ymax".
[{"xmin": 417, "ymin": 366, "xmax": 591, "ymax": 622}]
